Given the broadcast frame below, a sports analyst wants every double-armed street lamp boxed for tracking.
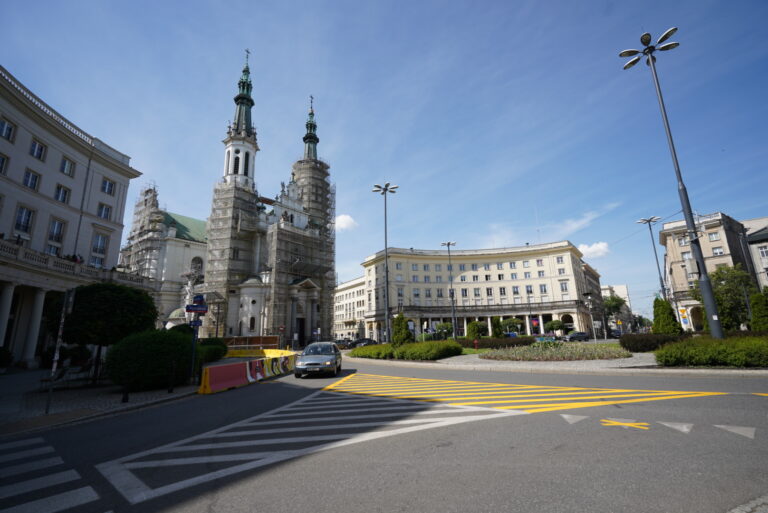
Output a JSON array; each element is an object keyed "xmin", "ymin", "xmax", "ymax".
[
  {"xmin": 441, "ymin": 241, "xmax": 459, "ymax": 339},
  {"xmin": 620, "ymin": 28, "xmax": 724, "ymax": 339},
  {"xmin": 637, "ymin": 216, "xmax": 668, "ymax": 301},
  {"xmin": 372, "ymin": 182, "xmax": 398, "ymax": 343}
]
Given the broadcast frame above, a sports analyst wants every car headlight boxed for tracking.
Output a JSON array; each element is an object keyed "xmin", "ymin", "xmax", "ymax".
[{"xmin": 324, "ymin": 361, "xmax": 332, "ymax": 365}]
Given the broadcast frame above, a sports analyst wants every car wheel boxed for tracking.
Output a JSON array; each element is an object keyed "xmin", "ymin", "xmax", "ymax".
[{"xmin": 294, "ymin": 372, "xmax": 302, "ymax": 379}]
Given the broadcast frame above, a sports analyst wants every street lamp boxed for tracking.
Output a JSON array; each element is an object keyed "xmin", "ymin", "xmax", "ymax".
[
  {"xmin": 620, "ymin": 28, "xmax": 724, "ymax": 339},
  {"xmin": 372, "ymin": 182, "xmax": 398, "ymax": 343},
  {"xmin": 637, "ymin": 216, "xmax": 668, "ymax": 301},
  {"xmin": 582, "ymin": 291, "xmax": 596, "ymax": 342},
  {"xmin": 441, "ymin": 241, "xmax": 459, "ymax": 339}
]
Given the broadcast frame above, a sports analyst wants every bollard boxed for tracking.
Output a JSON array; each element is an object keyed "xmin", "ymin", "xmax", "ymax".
[{"xmin": 473, "ymin": 339, "xmax": 479, "ymax": 350}]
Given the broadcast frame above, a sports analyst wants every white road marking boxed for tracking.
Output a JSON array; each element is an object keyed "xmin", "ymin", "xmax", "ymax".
[
  {"xmin": 0, "ymin": 486, "xmax": 98, "ymax": 513},
  {"xmin": 0, "ymin": 457, "xmax": 64, "ymax": 479},
  {"xmin": 0, "ymin": 438, "xmax": 45, "ymax": 452},
  {"xmin": 0, "ymin": 469, "xmax": 80, "ymax": 499},
  {"xmin": 560, "ymin": 414, "xmax": 588, "ymax": 424},
  {"xmin": 0, "ymin": 446, "xmax": 54, "ymax": 464},
  {"xmin": 658, "ymin": 422, "xmax": 693, "ymax": 434},
  {"xmin": 714, "ymin": 425, "xmax": 756, "ymax": 439},
  {"xmin": 205, "ymin": 417, "xmax": 450, "ymax": 438}
]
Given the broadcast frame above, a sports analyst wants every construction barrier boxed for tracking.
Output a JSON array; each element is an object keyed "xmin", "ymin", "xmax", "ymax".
[{"xmin": 198, "ymin": 350, "xmax": 296, "ymax": 394}]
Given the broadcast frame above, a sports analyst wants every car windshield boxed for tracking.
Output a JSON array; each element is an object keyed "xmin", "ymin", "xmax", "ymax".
[{"xmin": 303, "ymin": 344, "xmax": 334, "ymax": 356}]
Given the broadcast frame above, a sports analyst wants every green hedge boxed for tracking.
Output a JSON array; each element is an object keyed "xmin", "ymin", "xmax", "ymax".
[
  {"xmin": 394, "ymin": 340, "xmax": 463, "ymax": 360},
  {"xmin": 349, "ymin": 344, "xmax": 395, "ymax": 359},
  {"xmin": 619, "ymin": 334, "xmax": 685, "ymax": 352},
  {"xmin": 655, "ymin": 336, "xmax": 768, "ymax": 367},
  {"xmin": 106, "ymin": 330, "xmax": 193, "ymax": 391},
  {"xmin": 456, "ymin": 337, "xmax": 535, "ymax": 349}
]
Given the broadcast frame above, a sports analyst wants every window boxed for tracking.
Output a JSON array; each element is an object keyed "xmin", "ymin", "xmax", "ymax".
[
  {"xmin": 558, "ymin": 268, "xmax": 566, "ymax": 275},
  {"xmin": 446, "ymin": 264, "xmax": 452, "ymax": 271},
  {"xmin": 29, "ymin": 139, "xmax": 46, "ymax": 160},
  {"xmin": 97, "ymin": 203, "xmax": 112, "ymax": 220},
  {"xmin": 539, "ymin": 284, "xmax": 547, "ymax": 294},
  {"xmin": 538, "ymin": 270, "xmax": 545, "ymax": 277},
  {"xmin": 678, "ymin": 236, "xmax": 689, "ymax": 246},
  {"xmin": 397, "ymin": 287, "xmax": 403, "ymax": 298},
  {"xmin": 712, "ymin": 246, "xmax": 724, "ymax": 256},
  {"xmin": 425, "ymin": 289, "xmax": 432, "ymax": 298},
  {"xmin": 413, "ymin": 288, "xmax": 420, "ymax": 298},
  {"xmin": 48, "ymin": 218, "xmax": 65, "ymax": 242},
  {"xmin": 23, "ymin": 170, "xmax": 40, "ymax": 190},
  {"xmin": 509, "ymin": 261, "xmax": 516, "ymax": 269},
  {"xmin": 681, "ymin": 251, "xmax": 692, "ymax": 260},
  {"xmin": 486, "ymin": 287, "xmax": 493, "ymax": 296},
  {"xmin": 460, "ymin": 275, "xmax": 466, "ymax": 282},
  {"xmin": 435, "ymin": 275, "xmax": 442, "ymax": 283},
  {"xmin": 536, "ymin": 259, "xmax": 544, "ymax": 266},
  {"xmin": 499, "ymin": 287, "xmax": 506, "ymax": 296},
  {"xmin": 523, "ymin": 260, "xmax": 530, "ymax": 268},
  {"xmin": 435, "ymin": 264, "xmax": 442, "ymax": 271},
  {"xmin": 525, "ymin": 285, "xmax": 533, "ymax": 295},
  {"xmin": 0, "ymin": 153, "xmax": 7, "ymax": 174},
  {"xmin": 0, "ymin": 119, "xmax": 16, "ymax": 141},
  {"xmin": 473, "ymin": 288, "xmax": 481, "ymax": 297},
  {"xmin": 412, "ymin": 275, "xmax": 419, "ymax": 282},
  {"xmin": 54, "ymin": 185, "xmax": 70, "ymax": 204},
  {"xmin": 471, "ymin": 264, "xmax": 478, "ymax": 271},
  {"xmin": 232, "ymin": 247, "xmax": 240, "ymax": 259},
  {"xmin": 461, "ymin": 288, "xmax": 468, "ymax": 297},
  {"xmin": 556, "ymin": 256, "xmax": 564, "ymax": 264},
  {"xmin": 90, "ymin": 233, "xmax": 108, "ymax": 266},
  {"xmin": 45, "ymin": 244, "xmax": 61, "ymax": 257},
  {"xmin": 512, "ymin": 286, "xmax": 519, "ymax": 295},
  {"xmin": 437, "ymin": 288, "xmax": 444, "ymax": 298},
  {"xmin": 560, "ymin": 281, "xmax": 568, "ymax": 292},
  {"xmin": 411, "ymin": 264, "xmax": 418, "ymax": 271},
  {"xmin": 423, "ymin": 264, "xmax": 429, "ymax": 271},
  {"xmin": 496, "ymin": 263, "xmax": 503, "ymax": 270},
  {"xmin": 524, "ymin": 272, "xmax": 531, "ymax": 279},
  {"xmin": 101, "ymin": 178, "xmax": 115, "ymax": 195},
  {"xmin": 510, "ymin": 273, "xmax": 517, "ymax": 280},
  {"xmin": 60, "ymin": 157, "xmax": 75, "ymax": 177},
  {"xmin": 483, "ymin": 263, "xmax": 490, "ymax": 271},
  {"xmin": 459, "ymin": 264, "xmax": 466, "ymax": 271},
  {"xmin": 395, "ymin": 274, "xmax": 403, "ymax": 282},
  {"xmin": 485, "ymin": 274, "xmax": 491, "ymax": 281},
  {"xmin": 15, "ymin": 206, "xmax": 34, "ymax": 233},
  {"xmin": 395, "ymin": 262, "xmax": 402, "ymax": 270},
  {"xmin": 424, "ymin": 276, "xmax": 431, "ymax": 283},
  {"xmin": 759, "ymin": 245, "xmax": 768, "ymax": 259},
  {"xmin": 498, "ymin": 274, "xmax": 504, "ymax": 281},
  {"xmin": 472, "ymin": 275, "xmax": 479, "ymax": 282},
  {"xmin": 708, "ymin": 232, "xmax": 720, "ymax": 242}
]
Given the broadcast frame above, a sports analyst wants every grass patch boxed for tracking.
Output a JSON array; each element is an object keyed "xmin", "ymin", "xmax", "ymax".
[
  {"xmin": 461, "ymin": 348, "xmax": 491, "ymax": 355},
  {"xmin": 481, "ymin": 342, "xmax": 631, "ymax": 362},
  {"xmin": 654, "ymin": 336, "xmax": 768, "ymax": 367}
]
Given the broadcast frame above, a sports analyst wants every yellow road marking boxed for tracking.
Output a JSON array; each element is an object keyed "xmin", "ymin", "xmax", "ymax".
[
  {"xmin": 754, "ymin": 393, "xmax": 768, "ymax": 397},
  {"xmin": 499, "ymin": 393, "xmax": 723, "ymax": 413},
  {"xmin": 601, "ymin": 419, "xmax": 650, "ymax": 430}
]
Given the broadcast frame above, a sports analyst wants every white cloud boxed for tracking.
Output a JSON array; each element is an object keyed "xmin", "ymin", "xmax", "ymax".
[
  {"xmin": 549, "ymin": 202, "xmax": 621, "ymax": 240},
  {"xmin": 578, "ymin": 241, "xmax": 610, "ymax": 258},
  {"xmin": 335, "ymin": 214, "xmax": 358, "ymax": 232}
]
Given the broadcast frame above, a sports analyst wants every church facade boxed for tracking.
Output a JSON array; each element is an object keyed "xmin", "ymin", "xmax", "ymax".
[{"xmin": 120, "ymin": 61, "xmax": 335, "ymax": 346}]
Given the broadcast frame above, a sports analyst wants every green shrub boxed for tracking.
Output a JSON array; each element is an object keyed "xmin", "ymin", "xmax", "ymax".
[
  {"xmin": 169, "ymin": 324, "xmax": 195, "ymax": 335},
  {"xmin": 751, "ymin": 292, "xmax": 768, "ymax": 331},
  {"xmin": 394, "ymin": 340, "xmax": 463, "ymax": 360},
  {"xmin": 655, "ymin": 336, "xmax": 768, "ymax": 367},
  {"xmin": 652, "ymin": 298, "xmax": 683, "ymax": 335},
  {"xmin": 466, "ymin": 321, "xmax": 487, "ymax": 340},
  {"xmin": 456, "ymin": 337, "xmax": 535, "ymax": 349},
  {"xmin": 392, "ymin": 313, "xmax": 414, "ymax": 347},
  {"xmin": 106, "ymin": 330, "xmax": 193, "ymax": 391},
  {"xmin": 619, "ymin": 333, "xmax": 684, "ymax": 352},
  {"xmin": 349, "ymin": 344, "xmax": 395, "ymax": 359}
]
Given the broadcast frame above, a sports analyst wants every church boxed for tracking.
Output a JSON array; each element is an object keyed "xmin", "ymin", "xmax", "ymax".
[{"xmin": 119, "ymin": 59, "xmax": 336, "ymax": 347}]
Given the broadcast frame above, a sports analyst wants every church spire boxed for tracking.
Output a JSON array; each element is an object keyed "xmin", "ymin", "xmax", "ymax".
[
  {"xmin": 232, "ymin": 50, "xmax": 255, "ymax": 137},
  {"xmin": 303, "ymin": 95, "xmax": 319, "ymax": 160}
]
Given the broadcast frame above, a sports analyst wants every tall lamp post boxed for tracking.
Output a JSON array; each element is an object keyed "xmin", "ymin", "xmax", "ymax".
[
  {"xmin": 372, "ymin": 182, "xmax": 398, "ymax": 343},
  {"xmin": 441, "ymin": 241, "xmax": 459, "ymax": 339},
  {"xmin": 583, "ymin": 292, "xmax": 596, "ymax": 342},
  {"xmin": 620, "ymin": 28, "xmax": 724, "ymax": 339},
  {"xmin": 637, "ymin": 216, "xmax": 668, "ymax": 301}
]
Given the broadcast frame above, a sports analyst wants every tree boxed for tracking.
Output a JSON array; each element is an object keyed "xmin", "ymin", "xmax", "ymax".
[
  {"xmin": 603, "ymin": 295, "xmax": 626, "ymax": 318},
  {"xmin": 501, "ymin": 317, "xmax": 523, "ymax": 334},
  {"xmin": 750, "ymin": 290, "xmax": 768, "ymax": 332},
  {"xmin": 435, "ymin": 322, "xmax": 453, "ymax": 340},
  {"xmin": 652, "ymin": 298, "xmax": 682, "ymax": 335},
  {"xmin": 491, "ymin": 317, "xmax": 503, "ymax": 338},
  {"xmin": 690, "ymin": 264, "xmax": 757, "ymax": 331},
  {"xmin": 391, "ymin": 313, "xmax": 414, "ymax": 346},
  {"xmin": 466, "ymin": 321, "xmax": 488, "ymax": 340},
  {"xmin": 544, "ymin": 319, "xmax": 565, "ymax": 334}
]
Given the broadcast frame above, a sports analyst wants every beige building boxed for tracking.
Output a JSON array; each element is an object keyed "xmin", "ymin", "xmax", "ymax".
[
  {"xmin": 743, "ymin": 217, "xmax": 768, "ymax": 291},
  {"xmin": 0, "ymin": 65, "xmax": 143, "ymax": 366},
  {"xmin": 333, "ymin": 276, "xmax": 365, "ymax": 340},
  {"xmin": 355, "ymin": 241, "xmax": 602, "ymax": 341},
  {"xmin": 659, "ymin": 212, "xmax": 758, "ymax": 331},
  {"xmin": 601, "ymin": 284, "xmax": 634, "ymax": 333}
]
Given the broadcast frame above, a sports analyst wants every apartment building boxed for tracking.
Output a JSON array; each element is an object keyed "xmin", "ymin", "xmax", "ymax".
[
  {"xmin": 333, "ymin": 276, "xmax": 365, "ymax": 340},
  {"xmin": 357, "ymin": 241, "xmax": 602, "ymax": 342}
]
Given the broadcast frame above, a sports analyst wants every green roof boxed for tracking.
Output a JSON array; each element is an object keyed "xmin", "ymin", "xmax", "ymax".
[{"xmin": 163, "ymin": 212, "xmax": 207, "ymax": 243}]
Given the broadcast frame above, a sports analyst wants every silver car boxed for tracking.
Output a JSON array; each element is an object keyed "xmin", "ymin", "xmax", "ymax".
[{"xmin": 294, "ymin": 342, "xmax": 342, "ymax": 378}]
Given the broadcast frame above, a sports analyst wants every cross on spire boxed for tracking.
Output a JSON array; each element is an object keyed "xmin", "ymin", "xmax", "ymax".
[
  {"xmin": 245, "ymin": 48, "xmax": 251, "ymax": 66},
  {"xmin": 309, "ymin": 95, "xmax": 314, "ymax": 112}
]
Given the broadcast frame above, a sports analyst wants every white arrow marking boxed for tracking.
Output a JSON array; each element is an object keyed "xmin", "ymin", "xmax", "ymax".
[
  {"xmin": 658, "ymin": 422, "xmax": 693, "ymax": 434},
  {"xmin": 714, "ymin": 425, "xmax": 755, "ymax": 439},
  {"xmin": 560, "ymin": 414, "xmax": 588, "ymax": 424}
]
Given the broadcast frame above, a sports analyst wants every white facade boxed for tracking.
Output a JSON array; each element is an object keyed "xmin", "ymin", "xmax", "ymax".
[{"xmin": 333, "ymin": 276, "xmax": 365, "ymax": 340}]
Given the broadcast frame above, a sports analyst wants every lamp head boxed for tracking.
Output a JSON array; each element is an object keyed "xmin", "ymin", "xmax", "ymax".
[
  {"xmin": 640, "ymin": 32, "xmax": 652, "ymax": 46},
  {"xmin": 623, "ymin": 55, "xmax": 641, "ymax": 70},
  {"xmin": 619, "ymin": 49, "xmax": 640, "ymax": 58},
  {"xmin": 656, "ymin": 27, "xmax": 678, "ymax": 45}
]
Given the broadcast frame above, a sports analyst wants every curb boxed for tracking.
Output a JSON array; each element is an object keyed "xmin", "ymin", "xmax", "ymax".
[{"xmin": 344, "ymin": 356, "xmax": 768, "ymax": 378}]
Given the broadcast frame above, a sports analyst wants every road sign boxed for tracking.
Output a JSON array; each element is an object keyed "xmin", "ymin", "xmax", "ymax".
[
  {"xmin": 193, "ymin": 294, "xmax": 205, "ymax": 305},
  {"xmin": 186, "ymin": 304, "xmax": 208, "ymax": 313},
  {"xmin": 189, "ymin": 319, "xmax": 202, "ymax": 327}
]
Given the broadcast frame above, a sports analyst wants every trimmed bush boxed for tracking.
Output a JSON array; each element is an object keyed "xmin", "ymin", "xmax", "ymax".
[
  {"xmin": 349, "ymin": 344, "xmax": 395, "ymax": 359},
  {"xmin": 394, "ymin": 340, "xmax": 463, "ymax": 360},
  {"xmin": 655, "ymin": 336, "xmax": 768, "ymax": 367},
  {"xmin": 106, "ymin": 330, "xmax": 193, "ymax": 391},
  {"xmin": 456, "ymin": 337, "xmax": 535, "ymax": 349},
  {"xmin": 619, "ymin": 333, "xmax": 684, "ymax": 352},
  {"xmin": 392, "ymin": 313, "xmax": 414, "ymax": 347},
  {"xmin": 652, "ymin": 298, "xmax": 683, "ymax": 335},
  {"xmin": 466, "ymin": 321, "xmax": 488, "ymax": 340}
]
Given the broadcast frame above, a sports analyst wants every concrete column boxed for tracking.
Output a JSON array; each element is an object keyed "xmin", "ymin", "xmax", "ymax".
[
  {"xmin": 23, "ymin": 288, "xmax": 47, "ymax": 368},
  {"xmin": 462, "ymin": 317, "xmax": 468, "ymax": 338},
  {"xmin": 0, "ymin": 282, "xmax": 16, "ymax": 348},
  {"xmin": 290, "ymin": 294, "xmax": 297, "ymax": 349},
  {"xmin": 525, "ymin": 315, "xmax": 531, "ymax": 336},
  {"xmin": 538, "ymin": 314, "xmax": 544, "ymax": 335},
  {"xmin": 486, "ymin": 317, "xmax": 492, "ymax": 336}
]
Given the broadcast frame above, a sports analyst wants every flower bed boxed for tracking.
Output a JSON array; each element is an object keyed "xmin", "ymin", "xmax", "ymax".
[{"xmin": 481, "ymin": 342, "xmax": 631, "ymax": 361}]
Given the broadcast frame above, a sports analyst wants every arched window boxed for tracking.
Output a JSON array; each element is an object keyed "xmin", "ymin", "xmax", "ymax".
[
  {"xmin": 191, "ymin": 257, "xmax": 203, "ymax": 273},
  {"xmin": 233, "ymin": 156, "xmax": 240, "ymax": 174},
  {"xmin": 244, "ymin": 152, "xmax": 250, "ymax": 177},
  {"xmin": 249, "ymin": 316, "xmax": 256, "ymax": 331}
]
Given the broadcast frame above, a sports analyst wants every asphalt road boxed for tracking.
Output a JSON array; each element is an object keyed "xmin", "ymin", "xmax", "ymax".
[{"xmin": 1, "ymin": 362, "xmax": 767, "ymax": 513}]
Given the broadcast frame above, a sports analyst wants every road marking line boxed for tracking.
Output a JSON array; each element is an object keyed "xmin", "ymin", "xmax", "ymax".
[
  {"xmin": 0, "ymin": 438, "xmax": 45, "ymax": 452},
  {"xmin": 450, "ymin": 392, "xmax": 706, "ymax": 407},
  {"xmin": 601, "ymin": 419, "xmax": 650, "ymax": 430},
  {"xmin": 658, "ymin": 422, "xmax": 693, "ymax": 434},
  {"xmin": 0, "ymin": 446, "xmax": 54, "ymax": 464},
  {"xmin": 714, "ymin": 425, "xmax": 756, "ymax": 439},
  {"xmin": 0, "ymin": 469, "xmax": 80, "ymax": 500},
  {"xmin": 754, "ymin": 393, "xmax": 768, "ymax": 397},
  {"xmin": 561, "ymin": 414, "xmax": 589, "ymax": 424},
  {"xmin": 0, "ymin": 486, "xmax": 98, "ymax": 513},
  {"xmin": 497, "ymin": 392, "xmax": 724, "ymax": 412},
  {"xmin": 0, "ymin": 457, "xmax": 64, "ymax": 479},
  {"xmin": 202, "ymin": 417, "xmax": 451, "ymax": 438},
  {"xmin": 383, "ymin": 390, "xmax": 678, "ymax": 401}
]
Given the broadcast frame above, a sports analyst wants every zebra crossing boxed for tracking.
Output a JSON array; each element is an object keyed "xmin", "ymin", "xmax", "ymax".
[
  {"xmin": 97, "ymin": 389, "xmax": 517, "ymax": 505},
  {"xmin": 0, "ymin": 437, "xmax": 100, "ymax": 513},
  {"xmin": 324, "ymin": 373, "xmax": 728, "ymax": 413}
]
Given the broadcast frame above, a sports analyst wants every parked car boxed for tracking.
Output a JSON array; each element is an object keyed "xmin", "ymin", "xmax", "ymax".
[
  {"xmin": 353, "ymin": 338, "xmax": 377, "ymax": 347},
  {"xmin": 335, "ymin": 339, "xmax": 355, "ymax": 350},
  {"xmin": 294, "ymin": 342, "xmax": 342, "ymax": 378},
  {"xmin": 564, "ymin": 331, "xmax": 590, "ymax": 342},
  {"xmin": 610, "ymin": 330, "xmax": 623, "ymax": 339}
]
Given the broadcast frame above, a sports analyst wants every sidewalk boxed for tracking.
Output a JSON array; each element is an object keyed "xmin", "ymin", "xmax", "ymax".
[{"xmin": 0, "ymin": 368, "xmax": 197, "ymax": 437}]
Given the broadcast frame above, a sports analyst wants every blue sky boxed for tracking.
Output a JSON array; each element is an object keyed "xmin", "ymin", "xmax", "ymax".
[{"xmin": 4, "ymin": 0, "xmax": 767, "ymax": 318}]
